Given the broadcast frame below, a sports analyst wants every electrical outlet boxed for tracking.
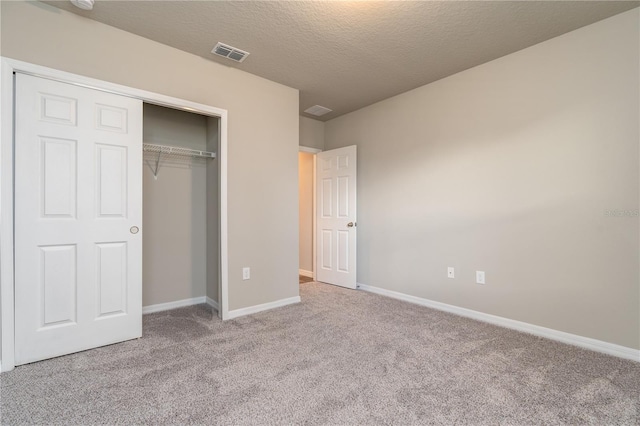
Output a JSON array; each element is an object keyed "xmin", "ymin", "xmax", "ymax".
[
  {"xmin": 447, "ymin": 267, "xmax": 455, "ymax": 279},
  {"xmin": 476, "ymin": 271, "xmax": 485, "ymax": 285},
  {"xmin": 242, "ymin": 267, "xmax": 250, "ymax": 280}
]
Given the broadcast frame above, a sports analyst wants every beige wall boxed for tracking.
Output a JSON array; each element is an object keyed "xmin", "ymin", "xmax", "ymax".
[
  {"xmin": 1, "ymin": 1, "xmax": 299, "ymax": 316},
  {"xmin": 206, "ymin": 117, "xmax": 220, "ymax": 304},
  {"xmin": 325, "ymin": 10, "xmax": 640, "ymax": 349},
  {"xmin": 300, "ymin": 116, "xmax": 325, "ymax": 150},
  {"xmin": 142, "ymin": 104, "xmax": 208, "ymax": 307},
  {"xmin": 0, "ymin": 0, "xmax": 3, "ymax": 361},
  {"xmin": 299, "ymin": 152, "xmax": 314, "ymax": 273}
]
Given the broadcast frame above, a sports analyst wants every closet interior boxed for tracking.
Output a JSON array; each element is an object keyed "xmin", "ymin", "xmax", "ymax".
[{"xmin": 142, "ymin": 103, "xmax": 220, "ymax": 315}]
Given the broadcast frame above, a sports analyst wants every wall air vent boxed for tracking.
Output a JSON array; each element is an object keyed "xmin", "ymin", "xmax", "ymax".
[
  {"xmin": 211, "ymin": 42, "xmax": 250, "ymax": 63},
  {"xmin": 304, "ymin": 105, "xmax": 333, "ymax": 117}
]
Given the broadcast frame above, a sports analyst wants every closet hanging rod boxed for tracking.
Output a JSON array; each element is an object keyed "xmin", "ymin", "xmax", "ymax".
[{"xmin": 143, "ymin": 143, "xmax": 216, "ymax": 159}]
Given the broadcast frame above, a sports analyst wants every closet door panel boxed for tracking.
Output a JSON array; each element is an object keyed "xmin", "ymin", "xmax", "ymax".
[
  {"xmin": 95, "ymin": 104, "xmax": 128, "ymax": 133},
  {"xmin": 96, "ymin": 144, "xmax": 127, "ymax": 218},
  {"xmin": 15, "ymin": 73, "xmax": 143, "ymax": 366},
  {"xmin": 96, "ymin": 242, "xmax": 128, "ymax": 318},
  {"xmin": 40, "ymin": 136, "xmax": 78, "ymax": 218},
  {"xmin": 39, "ymin": 244, "xmax": 78, "ymax": 327}
]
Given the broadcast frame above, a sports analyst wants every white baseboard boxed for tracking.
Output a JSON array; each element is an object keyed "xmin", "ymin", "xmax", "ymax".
[
  {"xmin": 299, "ymin": 269, "xmax": 313, "ymax": 278},
  {"xmin": 142, "ymin": 296, "xmax": 207, "ymax": 314},
  {"xmin": 227, "ymin": 296, "xmax": 301, "ymax": 320},
  {"xmin": 357, "ymin": 283, "xmax": 639, "ymax": 362},
  {"xmin": 206, "ymin": 296, "xmax": 219, "ymax": 312}
]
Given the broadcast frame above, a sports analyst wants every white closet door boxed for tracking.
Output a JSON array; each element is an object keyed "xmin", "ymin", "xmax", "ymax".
[{"xmin": 14, "ymin": 74, "xmax": 143, "ymax": 365}]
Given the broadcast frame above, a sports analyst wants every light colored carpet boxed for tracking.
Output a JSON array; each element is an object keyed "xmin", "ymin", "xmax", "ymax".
[{"xmin": 1, "ymin": 282, "xmax": 638, "ymax": 425}]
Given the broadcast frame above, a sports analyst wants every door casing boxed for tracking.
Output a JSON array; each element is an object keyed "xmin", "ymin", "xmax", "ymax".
[{"xmin": 0, "ymin": 57, "xmax": 230, "ymax": 372}]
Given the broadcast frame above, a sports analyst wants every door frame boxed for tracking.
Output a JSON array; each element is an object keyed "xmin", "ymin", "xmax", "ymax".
[
  {"xmin": 0, "ymin": 57, "xmax": 230, "ymax": 372},
  {"xmin": 299, "ymin": 146, "xmax": 321, "ymax": 281}
]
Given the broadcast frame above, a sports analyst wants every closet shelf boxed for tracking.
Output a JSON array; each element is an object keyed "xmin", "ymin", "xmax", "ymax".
[
  {"xmin": 143, "ymin": 143, "xmax": 216, "ymax": 160},
  {"xmin": 143, "ymin": 143, "xmax": 216, "ymax": 180}
]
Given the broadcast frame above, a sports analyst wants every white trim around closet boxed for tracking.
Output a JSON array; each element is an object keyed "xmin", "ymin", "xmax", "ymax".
[{"xmin": 0, "ymin": 57, "xmax": 230, "ymax": 372}]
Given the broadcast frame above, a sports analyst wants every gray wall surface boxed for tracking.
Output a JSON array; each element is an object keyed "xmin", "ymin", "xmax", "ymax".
[
  {"xmin": 300, "ymin": 116, "xmax": 325, "ymax": 150},
  {"xmin": 142, "ymin": 104, "xmax": 208, "ymax": 307},
  {"xmin": 325, "ymin": 10, "xmax": 640, "ymax": 349},
  {"xmin": 206, "ymin": 117, "xmax": 220, "ymax": 304},
  {"xmin": 0, "ymin": 0, "xmax": 2, "ymax": 362},
  {"xmin": 1, "ymin": 0, "xmax": 299, "ymax": 320}
]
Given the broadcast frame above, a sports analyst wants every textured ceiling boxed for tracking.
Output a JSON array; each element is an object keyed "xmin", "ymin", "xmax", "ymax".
[{"xmin": 45, "ymin": 1, "xmax": 639, "ymax": 121}]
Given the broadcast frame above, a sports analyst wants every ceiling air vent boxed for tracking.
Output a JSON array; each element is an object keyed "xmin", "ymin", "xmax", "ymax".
[
  {"xmin": 211, "ymin": 42, "xmax": 250, "ymax": 63},
  {"xmin": 304, "ymin": 105, "xmax": 332, "ymax": 117}
]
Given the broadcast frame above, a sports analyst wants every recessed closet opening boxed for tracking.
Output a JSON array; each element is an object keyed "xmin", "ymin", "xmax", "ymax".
[{"xmin": 142, "ymin": 103, "xmax": 220, "ymax": 317}]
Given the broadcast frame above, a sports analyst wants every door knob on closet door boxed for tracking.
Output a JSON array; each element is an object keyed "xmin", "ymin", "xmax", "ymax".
[
  {"xmin": 347, "ymin": 222, "xmax": 355, "ymax": 228},
  {"xmin": 130, "ymin": 226, "xmax": 139, "ymax": 234}
]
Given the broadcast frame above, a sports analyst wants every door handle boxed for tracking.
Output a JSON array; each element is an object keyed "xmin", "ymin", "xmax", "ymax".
[
  {"xmin": 347, "ymin": 222, "xmax": 356, "ymax": 228},
  {"xmin": 130, "ymin": 226, "xmax": 140, "ymax": 234}
]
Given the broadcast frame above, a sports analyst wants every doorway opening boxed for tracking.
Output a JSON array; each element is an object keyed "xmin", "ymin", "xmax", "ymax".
[
  {"xmin": 299, "ymin": 145, "xmax": 358, "ymax": 289},
  {"xmin": 313, "ymin": 146, "xmax": 358, "ymax": 289},
  {"xmin": 298, "ymin": 149, "xmax": 316, "ymax": 284}
]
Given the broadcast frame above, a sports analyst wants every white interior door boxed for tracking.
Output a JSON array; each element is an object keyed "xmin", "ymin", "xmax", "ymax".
[
  {"xmin": 14, "ymin": 73, "xmax": 143, "ymax": 365},
  {"xmin": 316, "ymin": 146, "xmax": 357, "ymax": 289}
]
